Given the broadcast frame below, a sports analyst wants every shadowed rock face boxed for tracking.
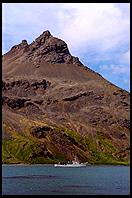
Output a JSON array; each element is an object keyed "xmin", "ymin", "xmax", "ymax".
[
  {"xmin": 4, "ymin": 30, "xmax": 82, "ymax": 67},
  {"xmin": 29, "ymin": 30, "xmax": 82, "ymax": 65},
  {"xmin": 2, "ymin": 30, "xmax": 130, "ymax": 165}
]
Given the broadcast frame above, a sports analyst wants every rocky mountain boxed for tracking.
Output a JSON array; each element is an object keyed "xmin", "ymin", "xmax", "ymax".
[{"xmin": 2, "ymin": 30, "xmax": 130, "ymax": 165}]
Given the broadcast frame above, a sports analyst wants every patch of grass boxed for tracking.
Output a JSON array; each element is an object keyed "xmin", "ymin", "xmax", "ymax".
[
  {"xmin": 2, "ymin": 131, "xmax": 43, "ymax": 164},
  {"xmin": 96, "ymin": 131, "xmax": 117, "ymax": 153},
  {"xmin": 53, "ymin": 151, "xmax": 67, "ymax": 162},
  {"xmin": 30, "ymin": 157, "xmax": 54, "ymax": 164},
  {"xmin": 52, "ymin": 127, "xmax": 129, "ymax": 165},
  {"xmin": 65, "ymin": 128, "xmax": 81, "ymax": 141},
  {"xmin": 56, "ymin": 126, "xmax": 82, "ymax": 143},
  {"xmin": 2, "ymin": 139, "xmax": 23, "ymax": 163},
  {"xmin": 2, "ymin": 126, "xmax": 68, "ymax": 164},
  {"xmin": 3, "ymin": 116, "xmax": 129, "ymax": 165},
  {"xmin": 81, "ymin": 135, "xmax": 97, "ymax": 152}
]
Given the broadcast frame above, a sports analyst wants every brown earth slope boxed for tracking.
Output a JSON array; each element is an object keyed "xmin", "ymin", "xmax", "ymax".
[{"xmin": 2, "ymin": 30, "xmax": 130, "ymax": 164}]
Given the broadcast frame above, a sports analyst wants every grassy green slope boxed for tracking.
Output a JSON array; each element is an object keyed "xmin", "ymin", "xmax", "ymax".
[{"xmin": 2, "ymin": 115, "xmax": 129, "ymax": 165}]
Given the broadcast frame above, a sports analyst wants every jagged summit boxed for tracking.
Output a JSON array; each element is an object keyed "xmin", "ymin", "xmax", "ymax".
[
  {"xmin": 30, "ymin": 30, "xmax": 52, "ymax": 46},
  {"xmin": 4, "ymin": 30, "xmax": 82, "ymax": 66}
]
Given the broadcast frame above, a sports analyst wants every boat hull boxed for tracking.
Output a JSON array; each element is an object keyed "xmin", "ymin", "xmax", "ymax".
[{"xmin": 54, "ymin": 164, "xmax": 86, "ymax": 167}]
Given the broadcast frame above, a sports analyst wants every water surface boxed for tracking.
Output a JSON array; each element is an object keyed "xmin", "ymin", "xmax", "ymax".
[{"xmin": 2, "ymin": 164, "xmax": 130, "ymax": 195}]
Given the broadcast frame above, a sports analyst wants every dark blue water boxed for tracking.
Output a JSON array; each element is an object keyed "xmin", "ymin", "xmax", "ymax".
[{"xmin": 2, "ymin": 164, "xmax": 130, "ymax": 195}]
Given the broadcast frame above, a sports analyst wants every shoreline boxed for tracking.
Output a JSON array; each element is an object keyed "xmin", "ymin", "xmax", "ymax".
[{"xmin": 2, "ymin": 163, "xmax": 130, "ymax": 166}]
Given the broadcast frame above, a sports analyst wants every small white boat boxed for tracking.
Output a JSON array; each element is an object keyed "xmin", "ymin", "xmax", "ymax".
[
  {"xmin": 54, "ymin": 163, "xmax": 86, "ymax": 167},
  {"xmin": 54, "ymin": 158, "xmax": 87, "ymax": 167}
]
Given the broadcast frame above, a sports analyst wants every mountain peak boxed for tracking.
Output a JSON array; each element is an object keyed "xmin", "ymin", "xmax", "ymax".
[
  {"xmin": 28, "ymin": 30, "xmax": 82, "ymax": 66},
  {"xmin": 40, "ymin": 30, "xmax": 51, "ymax": 38},
  {"xmin": 32, "ymin": 30, "xmax": 52, "ymax": 47},
  {"xmin": 5, "ymin": 30, "xmax": 83, "ymax": 66}
]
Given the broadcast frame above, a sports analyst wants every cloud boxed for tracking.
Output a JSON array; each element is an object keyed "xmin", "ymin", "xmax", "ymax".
[
  {"xmin": 122, "ymin": 50, "xmax": 130, "ymax": 64},
  {"xmin": 99, "ymin": 63, "xmax": 130, "ymax": 91},
  {"xmin": 99, "ymin": 64, "xmax": 129, "ymax": 75},
  {"xmin": 56, "ymin": 3, "xmax": 130, "ymax": 54}
]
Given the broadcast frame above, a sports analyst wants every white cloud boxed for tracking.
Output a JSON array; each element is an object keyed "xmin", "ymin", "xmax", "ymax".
[
  {"xmin": 123, "ymin": 78, "xmax": 130, "ymax": 85},
  {"xmin": 122, "ymin": 50, "xmax": 130, "ymax": 64},
  {"xmin": 99, "ymin": 64, "xmax": 129, "ymax": 75},
  {"xmin": 111, "ymin": 64, "xmax": 129, "ymax": 74},
  {"xmin": 99, "ymin": 63, "xmax": 130, "ymax": 91},
  {"xmin": 56, "ymin": 3, "xmax": 130, "ymax": 54}
]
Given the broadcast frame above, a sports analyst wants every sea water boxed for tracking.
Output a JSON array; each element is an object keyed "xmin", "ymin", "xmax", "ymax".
[{"xmin": 2, "ymin": 164, "xmax": 130, "ymax": 195}]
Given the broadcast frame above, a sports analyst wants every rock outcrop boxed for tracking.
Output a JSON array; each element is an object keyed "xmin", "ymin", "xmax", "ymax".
[{"xmin": 4, "ymin": 30, "xmax": 82, "ymax": 67}]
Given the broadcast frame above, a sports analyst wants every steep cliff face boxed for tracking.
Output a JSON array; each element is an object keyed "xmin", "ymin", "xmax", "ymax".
[
  {"xmin": 2, "ymin": 31, "xmax": 130, "ymax": 164},
  {"xmin": 3, "ymin": 30, "xmax": 82, "ymax": 70}
]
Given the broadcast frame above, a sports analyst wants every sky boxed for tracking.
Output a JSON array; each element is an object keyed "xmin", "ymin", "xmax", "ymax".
[{"xmin": 2, "ymin": 3, "xmax": 130, "ymax": 92}]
